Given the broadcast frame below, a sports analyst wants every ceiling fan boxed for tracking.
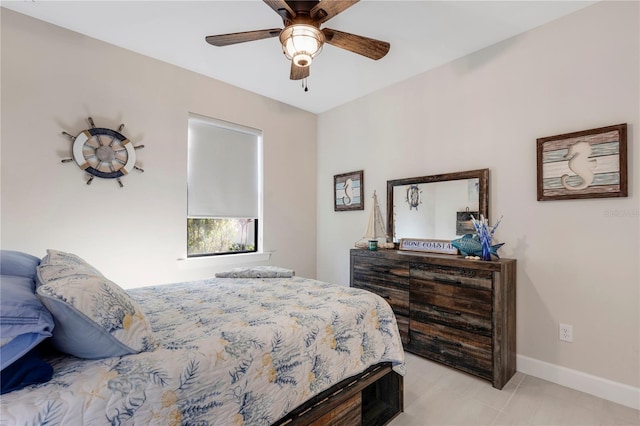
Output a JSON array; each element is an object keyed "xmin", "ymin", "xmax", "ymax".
[{"xmin": 205, "ymin": 0, "xmax": 390, "ymax": 86}]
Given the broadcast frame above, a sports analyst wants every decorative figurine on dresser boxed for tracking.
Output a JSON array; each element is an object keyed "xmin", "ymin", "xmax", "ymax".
[{"xmin": 350, "ymin": 169, "xmax": 517, "ymax": 390}]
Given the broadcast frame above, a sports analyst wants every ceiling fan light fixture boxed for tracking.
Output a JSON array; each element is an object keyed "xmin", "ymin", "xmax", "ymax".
[
  {"xmin": 279, "ymin": 24, "xmax": 325, "ymax": 67},
  {"xmin": 293, "ymin": 53, "xmax": 313, "ymax": 67}
]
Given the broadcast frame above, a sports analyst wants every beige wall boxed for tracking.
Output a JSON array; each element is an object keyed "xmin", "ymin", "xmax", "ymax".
[
  {"xmin": 317, "ymin": 0, "xmax": 639, "ymax": 391},
  {"xmin": 0, "ymin": 9, "xmax": 317, "ymax": 287}
]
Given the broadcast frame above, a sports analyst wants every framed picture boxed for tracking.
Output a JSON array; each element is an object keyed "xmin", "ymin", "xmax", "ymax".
[
  {"xmin": 537, "ymin": 123, "xmax": 627, "ymax": 201},
  {"xmin": 334, "ymin": 170, "xmax": 364, "ymax": 211},
  {"xmin": 456, "ymin": 210, "xmax": 479, "ymax": 235}
]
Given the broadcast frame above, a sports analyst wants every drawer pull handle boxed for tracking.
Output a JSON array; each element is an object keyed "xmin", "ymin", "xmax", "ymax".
[
  {"xmin": 432, "ymin": 306, "xmax": 462, "ymax": 316},
  {"xmin": 434, "ymin": 278, "xmax": 463, "ymax": 286},
  {"xmin": 433, "ymin": 337, "xmax": 462, "ymax": 348}
]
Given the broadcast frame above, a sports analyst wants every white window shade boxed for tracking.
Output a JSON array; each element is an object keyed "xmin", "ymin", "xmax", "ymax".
[{"xmin": 188, "ymin": 115, "xmax": 261, "ymax": 218}]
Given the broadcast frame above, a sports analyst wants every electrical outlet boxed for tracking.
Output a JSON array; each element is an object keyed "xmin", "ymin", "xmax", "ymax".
[{"xmin": 559, "ymin": 324, "xmax": 573, "ymax": 342}]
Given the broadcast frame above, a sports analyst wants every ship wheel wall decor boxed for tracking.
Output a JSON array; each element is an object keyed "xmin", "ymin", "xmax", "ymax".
[{"xmin": 61, "ymin": 117, "xmax": 145, "ymax": 187}]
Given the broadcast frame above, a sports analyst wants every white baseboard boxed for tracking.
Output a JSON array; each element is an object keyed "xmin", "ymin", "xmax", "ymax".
[{"xmin": 517, "ymin": 355, "xmax": 640, "ymax": 410}]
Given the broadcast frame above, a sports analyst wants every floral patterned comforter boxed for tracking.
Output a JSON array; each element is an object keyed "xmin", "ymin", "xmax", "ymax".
[{"xmin": 0, "ymin": 277, "xmax": 405, "ymax": 425}]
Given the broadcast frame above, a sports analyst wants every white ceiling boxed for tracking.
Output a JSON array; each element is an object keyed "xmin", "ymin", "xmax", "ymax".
[{"xmin": 2, "ymin": 0, "xmax": 596, "ymax": 114}]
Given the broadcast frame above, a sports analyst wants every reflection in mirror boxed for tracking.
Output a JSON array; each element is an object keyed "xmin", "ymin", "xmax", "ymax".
[{"xmin": 387, "ymin": 169, "xmax": 489, "ymax": 243}]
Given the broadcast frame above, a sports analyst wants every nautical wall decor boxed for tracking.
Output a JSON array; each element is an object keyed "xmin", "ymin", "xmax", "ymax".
[
  {"xmin": 405, "ymin": 184, "xmax": 422, "ymax": 210},
  {"xmin": 334, "ymin": 170, "xmax": 364, "ymax": 211},
  {"xmin": 536, "ymin": 123, "xmax": 627, "ymax": 201},
  {"xmin": 61, "ymin": 117, "xmax": 145, "ymax": 187}
]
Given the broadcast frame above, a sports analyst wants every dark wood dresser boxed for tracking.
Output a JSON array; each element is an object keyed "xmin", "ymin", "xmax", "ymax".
[{"xmin": 350, "ymin": 248, "xmax": 516, "ymax": 389}]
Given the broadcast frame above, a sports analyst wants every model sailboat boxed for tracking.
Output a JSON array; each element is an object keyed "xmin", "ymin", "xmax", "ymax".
[{"xmin": 355, "ymin": 191, "xmax": 395, "ymax": 249}]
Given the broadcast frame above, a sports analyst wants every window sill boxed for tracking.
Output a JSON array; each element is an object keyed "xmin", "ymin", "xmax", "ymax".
[{"xmin": 178, "ymin": 251, "xmax": 271, "ymax": 266}]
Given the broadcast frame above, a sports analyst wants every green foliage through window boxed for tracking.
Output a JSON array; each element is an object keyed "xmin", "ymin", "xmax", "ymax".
[{"xmin": 187, "ymin": 218, "xmax": 257, "ymax": 256}]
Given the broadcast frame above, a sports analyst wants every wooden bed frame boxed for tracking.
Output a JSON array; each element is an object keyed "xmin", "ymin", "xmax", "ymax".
[{"xmin": 273, "ymin": 362, "xmax": 403, "ymax": 426}]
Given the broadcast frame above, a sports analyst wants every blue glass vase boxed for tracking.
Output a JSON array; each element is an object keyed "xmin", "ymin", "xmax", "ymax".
[{"xmin": 480, "ymin": 235, "xmax": 492, "ymax": 261}]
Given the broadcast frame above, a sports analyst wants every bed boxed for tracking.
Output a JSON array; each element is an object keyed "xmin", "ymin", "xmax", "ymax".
[{"xmin": 0, "ymin": 250, "xmax": 405, "ymax": 425}]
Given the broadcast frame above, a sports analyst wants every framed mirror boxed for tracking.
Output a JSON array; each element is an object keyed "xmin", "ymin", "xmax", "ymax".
[{"xmin": 386, "ymin": 169, "xmax": 489, "ymax": 243}]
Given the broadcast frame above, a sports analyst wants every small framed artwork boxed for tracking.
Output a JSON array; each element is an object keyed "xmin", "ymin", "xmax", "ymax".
[
  {"xmin": 334, "ymin": 170, "xmax": 364, "ymax": 211},
  {"xmin": 537, "ymin": 123, "xmax": 627, "ymax": 201},
  {"xmin": 456, "ymin": 210, "xmax": 479, "ymax": 235}
]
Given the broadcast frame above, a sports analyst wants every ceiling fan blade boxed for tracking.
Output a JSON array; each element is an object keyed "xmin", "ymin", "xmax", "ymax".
[
  {"xmin": 310, "ymin": 0, "xmax": 359, "ymax": 24},
  {"xmin": 322, "ymin": 28, "xmax": 390, "ymax": 60},
  {"xmin": 205, "ymin": 29, "xmax": 281, "ymax": 47},
  {"xmin": 263, "ymin": 0, "xmax": 296, "ymax": 21},
  {"xmin": 290, "ymin": 62, "xmax": 310, "ymax": 80}
]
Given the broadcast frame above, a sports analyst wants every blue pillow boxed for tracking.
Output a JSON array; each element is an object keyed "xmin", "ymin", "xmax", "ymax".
[
  {"xmin": 1, "ymin": 275, "xmax": 54, "ymax": 371},
  {"xmin": 1, "ymin": 347, "xmax": 53, "ymax": 394},
  {"xmin": 0, "ymin": 250, "xmax": 41, "ymax": 281}
]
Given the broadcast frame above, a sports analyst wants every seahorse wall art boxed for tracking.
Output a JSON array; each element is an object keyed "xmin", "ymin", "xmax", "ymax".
[
  {"xmin": 334, "ymin": 170, "xmax": 364, "ymax": 210},
  {"xmin": 342, "ymin": 178, "xmax": 354, "ymax": 205},
  {"xmin": 537, "ymin": 123, "xmax": 627, "ymax": 200},
  {"xmin": 561, "ymin": 141, "xmax": 596, "ymax": 190}
]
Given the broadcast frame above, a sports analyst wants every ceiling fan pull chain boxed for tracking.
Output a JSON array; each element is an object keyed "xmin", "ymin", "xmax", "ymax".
[{"xmin": 302, "ymin": 77, "xmax": 308, "ymax": 92}]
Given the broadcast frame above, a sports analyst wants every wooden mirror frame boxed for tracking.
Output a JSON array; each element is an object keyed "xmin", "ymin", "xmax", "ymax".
[{"xmin": 386, "ymin": 169, "xmax": 489, "ymax": 244}]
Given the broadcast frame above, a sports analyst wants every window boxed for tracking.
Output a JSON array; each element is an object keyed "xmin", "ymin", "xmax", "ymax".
[{"xmin": 187, "ymin": 114, "xmax": 262, "ymax": 257}]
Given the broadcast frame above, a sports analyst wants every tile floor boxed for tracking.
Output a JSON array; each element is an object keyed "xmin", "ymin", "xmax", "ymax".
[{"xmin": 390, "ymin": 353, "xmax": 640, "ymax": 426}]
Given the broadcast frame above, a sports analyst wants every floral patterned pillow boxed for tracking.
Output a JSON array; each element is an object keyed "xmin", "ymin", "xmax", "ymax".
[
  {"xmin": 215, "ymin": 266, "xmax": 295, "ymax": 278},
  {"xmin": 36, "ymin": 249, "xmax": 104, "ymax": 284},
  {"xmin": 36, "ymin": 250, "xmax": 156, "ymax": 359}
]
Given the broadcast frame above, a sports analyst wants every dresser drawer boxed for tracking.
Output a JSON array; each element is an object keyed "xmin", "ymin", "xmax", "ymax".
[
  {"xmin": 353, "ymin": 255, "xmax": 409, "ymax": 282},
  {"xmin": 411, "ymin": 284, "xmax": 491, "ymax": 320},
  {"xmin": 410, "ymin": 302, "xmax": 491, "ymax": 335},
  {"xmin": 411, "ymin": 264, "xmax": 492, "ymax": 291},
  {"xmin": 352, "ymin": 281, "xmax": 409, "ymax": 317},
  {"xmin": 352, "ymin": 254, "xmax": 409, "ymax": 316},
  {"xmin": 410, "ymin": 276, "xmax": 492, "ymax": 304},
  {"xmin": 408, "ymin": 321, "xmax": 492, "ymax": 380}
]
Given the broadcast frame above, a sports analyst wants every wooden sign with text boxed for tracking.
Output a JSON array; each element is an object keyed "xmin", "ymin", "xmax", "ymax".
[{"xmin": 399, "ymin": 238, "xmax": 458, "ymax": 255}]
